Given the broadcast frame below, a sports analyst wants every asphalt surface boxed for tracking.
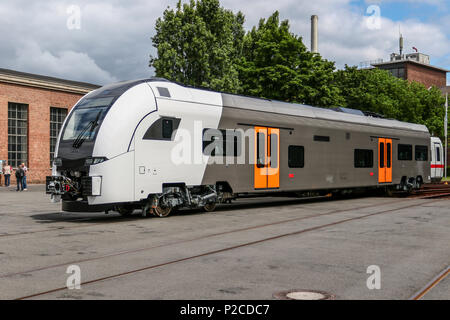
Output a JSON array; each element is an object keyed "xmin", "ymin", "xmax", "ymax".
[{"xmin": 0, "ymin": 185, "xmax": 448, "ymax": 300}]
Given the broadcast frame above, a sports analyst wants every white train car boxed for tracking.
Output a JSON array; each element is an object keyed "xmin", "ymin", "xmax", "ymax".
[
  {"xmin": 46, "ymin": 78, "xmax": 432, "ymax": 217},
  {"xmin": 430, "ymin": 137, "xmax": 444, "ymax": 182}
]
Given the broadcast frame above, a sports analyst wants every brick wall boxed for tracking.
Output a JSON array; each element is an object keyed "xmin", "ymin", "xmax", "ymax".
[
  {"xmin": 406, "ymin": 63, "xmax": 447, "ymax": 88},
  {"xmin": 0, "ymin": 82, "xmax": 84, "ymax": 183}
]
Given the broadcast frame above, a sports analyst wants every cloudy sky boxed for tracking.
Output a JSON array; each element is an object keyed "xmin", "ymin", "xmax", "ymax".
[{"xmin": 0, "ymin": 0, "xmax": 448, "ymax": 85}]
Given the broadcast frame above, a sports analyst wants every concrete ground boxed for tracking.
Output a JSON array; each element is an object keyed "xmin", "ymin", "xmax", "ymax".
[{"xmin": 0, "ymin": 185, "xmax": 448, "ymax": 300}]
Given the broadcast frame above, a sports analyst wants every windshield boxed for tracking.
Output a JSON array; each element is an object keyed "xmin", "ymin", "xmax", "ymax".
[
  {"xmin": 62, "ymin": 96, "xmax": 115, "ymax": 141},
  {"xmin": 62, "ymin": 107, "xmax": 107, "ymax": 141}
]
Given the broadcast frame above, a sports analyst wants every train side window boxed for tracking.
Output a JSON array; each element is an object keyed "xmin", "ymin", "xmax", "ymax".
[
  {"xmin": 380, "ymin": 143, "xmax": 385, "ymax": 168},
  {"xmin": 270, "ymin": 133, "xmax": 278, "ymax": 168},
  {"xmin": 256, "ymin": 132, "xmax": 266, "ymax": 168},
  {"xmin": 314, "ymin": 135, "xmax": 330, "ymax": 142},
  {"xmin": 203, "ymin": 129, "xmax": 241, "ymax": 157},
  {"xmin": 387, "ymin": 143, "xmax": 391, "ymax": 168},
  {"xmin": 436, "ymin": 147, "xmax": 441, "ymax": 162},
  {"xmin": 354, "ymin": 149, "xmax": 373, "ymax": 168},
  {"xmin": 288, "ymin": 145, "xmax": 304, "ymax": 168},
  {"xmin": 143, "ymin": 117, "xmax": 180, "ymax": 141},
  {"xmin": 398, "ymin": 144, "xmax": 412, "ymax": 161},
  {"xmin": 415, "ymin": 145, "xmax": 428, "ymax": 161},
  {"xmin": 203, "ymin": 128, "xmax": 223, "ymax": 156},
  {"xmin": 162, "ymin": 119, "xmax": 173, "ymax": 139}
]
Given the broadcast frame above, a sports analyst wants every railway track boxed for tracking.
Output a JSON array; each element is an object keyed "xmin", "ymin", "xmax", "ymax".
[{"xmin": 11, "ymin": 198, "xmax": 436, "ymax": 300}]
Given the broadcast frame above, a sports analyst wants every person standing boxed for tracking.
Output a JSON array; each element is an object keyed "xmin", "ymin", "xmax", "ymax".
[
  {"xmin": 21, "ymin": 163, "xmax": 28, "ymax": 191},
  {"xmin": 15, "ymin": 165, "xmax": 24, "ymax": 192},
  {"xmin": 3, "ymin": 162, "xmax": 12, "ymax": 187}
]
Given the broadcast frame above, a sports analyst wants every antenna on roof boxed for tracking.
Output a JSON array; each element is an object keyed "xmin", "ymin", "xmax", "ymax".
[{"xmin": 399, "ymin": 25, "xmax": 404, "ymax": 56}]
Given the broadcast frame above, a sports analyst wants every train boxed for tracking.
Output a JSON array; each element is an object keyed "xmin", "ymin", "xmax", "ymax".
[{"xmin": 46, "ymin": 78, "xmax": 444, "ymax": 217}]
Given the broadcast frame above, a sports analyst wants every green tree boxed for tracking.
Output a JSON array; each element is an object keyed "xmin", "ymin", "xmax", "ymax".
[
  {"xmin": 238, "ymin": 11, "xmax": 343, "ymax": 107},
  {"xmin": 150, "ymin": 0, "xmax": 244, "ymax": 93},
  {"xmin": 334, "ymin": 66, "xmax": 445, "ymax": 137}
]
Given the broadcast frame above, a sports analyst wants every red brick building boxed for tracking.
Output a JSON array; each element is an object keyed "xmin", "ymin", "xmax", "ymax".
[
  {"xmin": 0, "ymin": 68, "xmax": 99, "ymax": 183},
  {"xmin": 372, "ymin": 53, "xmax": 448, "ymax": 89}
]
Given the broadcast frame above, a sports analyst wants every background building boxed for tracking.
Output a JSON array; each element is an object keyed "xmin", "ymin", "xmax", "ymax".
[
  {"xmin": 371, "ymin": 52, "xmax": 448, "ymax": 89},
  {"xmin": 0, "ymin": 68, "xmax": 99, "ymax": 183}
]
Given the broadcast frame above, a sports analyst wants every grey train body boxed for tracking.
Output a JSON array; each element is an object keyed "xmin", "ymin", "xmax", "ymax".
[{"xmin": 203, "ymin": 95, "xmax": 430, "ymax": 193}]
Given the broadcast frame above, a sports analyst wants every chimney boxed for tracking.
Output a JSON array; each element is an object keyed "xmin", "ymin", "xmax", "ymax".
[{"xmin": 311, "ymin": 15, "xmax": 318, "ymax": 53}]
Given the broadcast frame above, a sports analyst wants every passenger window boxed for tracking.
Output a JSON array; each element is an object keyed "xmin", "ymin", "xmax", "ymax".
[
  {"xmin": 415, "ymin": 145, "xmax": 428, "ymax": 161},
  {"xmin": 387, "ymin": 143, "xmax": 391, "ymax": 168},
  {"xmin": 257, "ymin": 132, "xmax": 266, "ymax": 168},
  {"xmin": 143, "ymin": 117, "xmax": 180, "ymax": 140},
  {"xmin": 436, "ymin": 147, "xmax": 441, "ymax": 162},
  {"xmin": 162, "ymin": 119, "xmax": 173, "ymax": 139},
  {"xmin": 398, "ymin": 144, "xmax": 412, "ymax": 161},
  {"xmin": 380, "ymin": 143, "xmax": 385, "ymax": 168},
  {"xmin": 270, "ymin": 133, "xmax": 278, "ymax": 168},
  {"xmin": 202, "ymin": 129, "xmax": 241, "ymax": 157},
  {"xmin": 354, "ymin": 149, "xmax": 373, "ymax": 168},
  {"xmin": 288, "ymin": 145, "xmax": 304, "ymax": 168}
]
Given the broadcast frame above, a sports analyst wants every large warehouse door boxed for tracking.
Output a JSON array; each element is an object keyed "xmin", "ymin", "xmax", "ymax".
[
  {"xmin": 378, "ymin": 138, "xmax": 392, "ymax": 183},
  {"xmin": 254, "ymin": 127, "xmax": 280, "ymax": 189}
]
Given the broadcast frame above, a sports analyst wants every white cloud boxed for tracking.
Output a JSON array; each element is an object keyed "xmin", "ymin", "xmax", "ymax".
[{"xmin": 0, "ymin": 0, "xmax": 448, "ymax": 85}]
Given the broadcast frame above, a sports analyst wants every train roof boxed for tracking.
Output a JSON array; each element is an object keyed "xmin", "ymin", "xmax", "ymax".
[
  {"xmin": 220, "ymin": 93, "xmax": 429, "ymax": 134},
  {"xmin": 95, "ymin": 78, "xmax": 430, "ymax": 134}
]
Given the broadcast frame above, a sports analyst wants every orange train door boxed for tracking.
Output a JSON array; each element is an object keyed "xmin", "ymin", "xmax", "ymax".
[
  {"xmin": 378, "ymin": 138, "xmax": 392, "ymax": 183},
  {"xmin": 254, "ymin": 127, "xmax": 280, "ymax": 189}
]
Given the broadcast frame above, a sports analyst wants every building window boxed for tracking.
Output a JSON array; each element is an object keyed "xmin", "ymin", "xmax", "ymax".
[
  {"xmin": 50, "ymin": 107, "xmax": 68, "ymax": 166},
  {"xmin": 415, "ymin": 145, "xmax": 428, "ymax": 161},
  {"xmin": 354, "ymin": 149, "xmax": 373, "ymax": 168},
  {"xmin": 8, "ymin": 102, "xmax": 28, "ymax": 168},
  {"xmin": 398, "ymin": 144, "xmax": 412, "ymax": 161},
  {"xmin": 288, "ymin": 145, "xmax": 304, "ymax": 168}
]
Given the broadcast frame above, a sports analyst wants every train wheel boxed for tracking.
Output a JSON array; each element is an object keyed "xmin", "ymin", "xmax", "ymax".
[
  {"xmin": 153, "ymin": 204, "xmax": 172, "ymax": 217},
  {"xmin": 203, "ymin": 202, "xmax": 216, "ymax": 212}
]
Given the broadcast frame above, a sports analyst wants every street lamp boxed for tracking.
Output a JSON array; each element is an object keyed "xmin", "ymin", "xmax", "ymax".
[{"xmin": 445, "ymin": 92, "xmax": 448, "ymax": 179}]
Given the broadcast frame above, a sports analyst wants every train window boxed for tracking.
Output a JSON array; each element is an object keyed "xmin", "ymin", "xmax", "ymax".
[
  {"xmin": 162, "ymin": 119, "xmax": 173, "ymax": 139},
  {"xmin": 288, "ymin": 145, "xmax": 304, "ymax": 168},
  {"xmin": 257, "ymin": 132, "xmax": 266, "ymax": 168},
  {"xmin": 270, "ymin": 133, "xmax": 278, "ymax": 168},
  {"xmin": 380, "ymin": 143, "xmax": 385, "ymax": 168},
  {"xmin": 398, "ymin": 144, "xmax": 412, "ymax": 161},
  {"xmin": 157, "ymin": 87, "xmax": 171, "ymax": 98},
  {"xmin": 203, "ymin": 129, "xmax": 241, "ymax": 157},
  {"xmin": 415, "ymin": 145, "xmax": 428, "ymax": 161},
  {"xmin": 314, "ymin": 135, "xmax": 330, "ymax": 142},
  {"xmin": 387, "ymin": 143, "xmax": 391, "ymax": 168},
  {"xmin": 143, "ymin": 117, "xmax": 180, "ymax": 140},
  {"xmin": 354, "ymin": 149, "xmax": 373, "ymax": 168},
  {"xmin": 436, "ymin": 147, "xmax": 441, "ymax": 162}
]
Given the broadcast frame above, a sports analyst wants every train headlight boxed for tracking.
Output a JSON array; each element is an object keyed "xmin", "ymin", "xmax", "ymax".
[{"xmin": 85, "ymin": 157, "xmax": 108, "ymax": 166}]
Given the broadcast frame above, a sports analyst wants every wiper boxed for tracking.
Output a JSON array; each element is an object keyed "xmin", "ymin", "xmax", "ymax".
[{"xmin": 72, "ymin": 111, "xmax": 101, "ymax": 149}]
